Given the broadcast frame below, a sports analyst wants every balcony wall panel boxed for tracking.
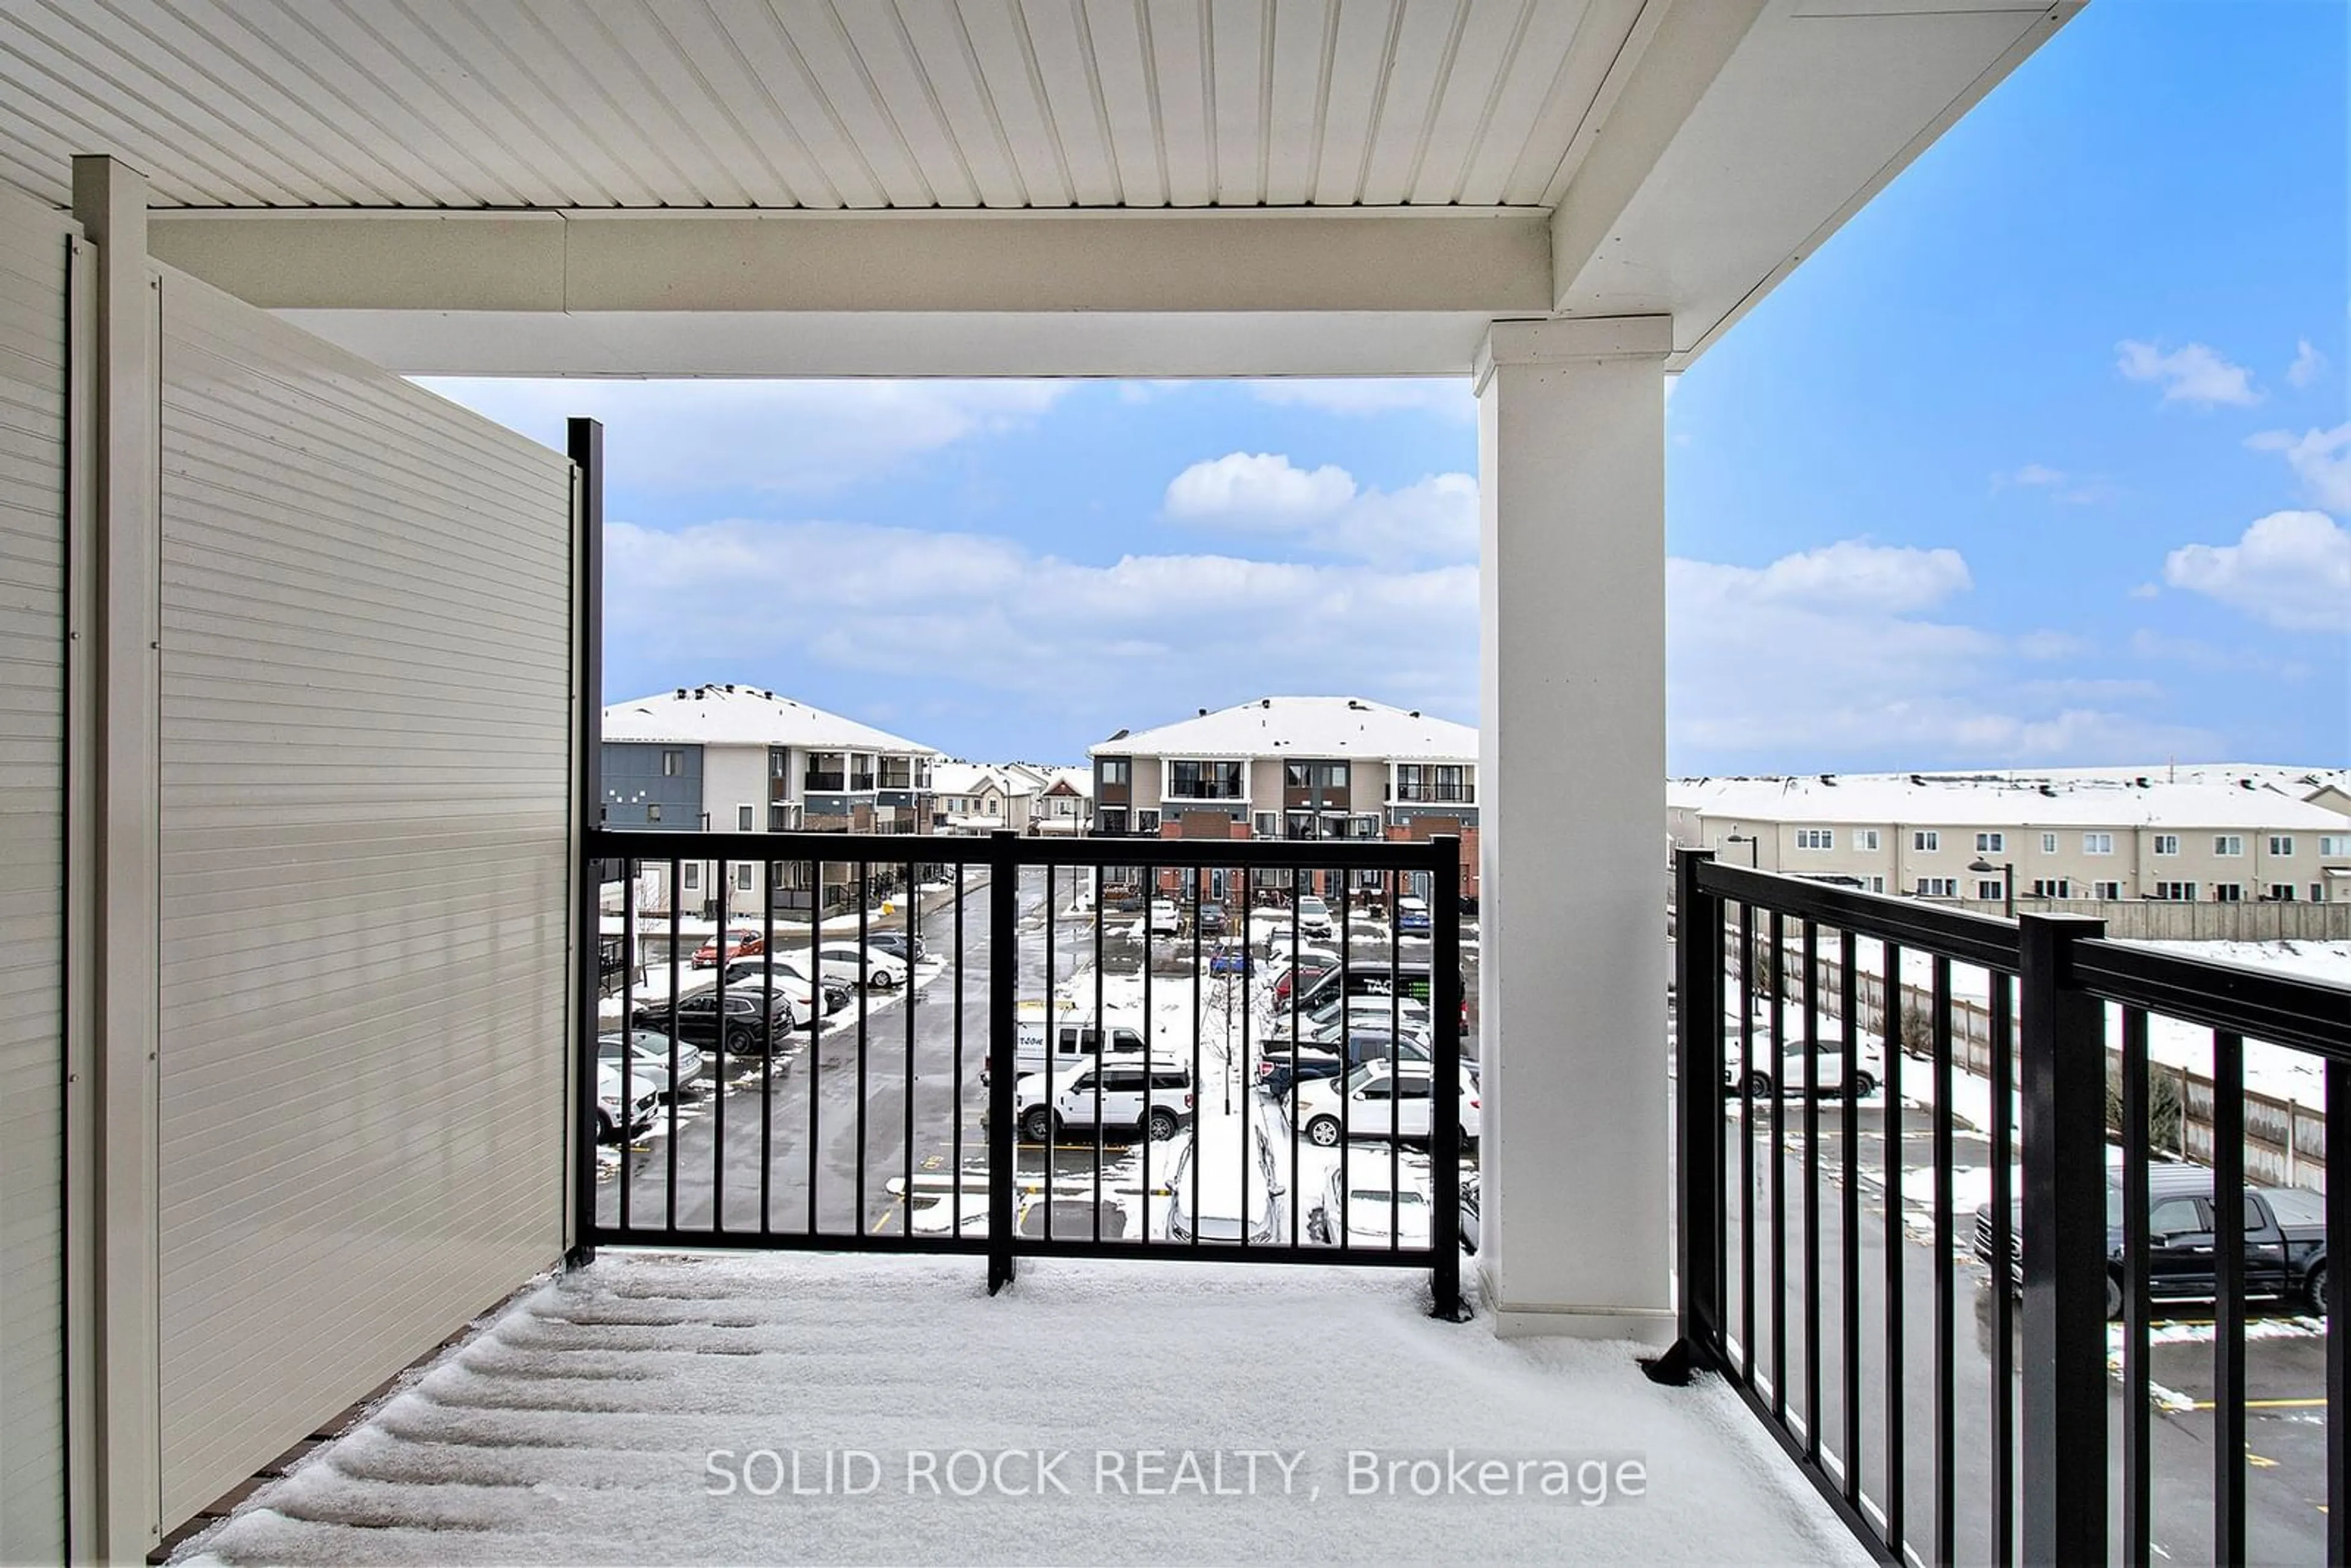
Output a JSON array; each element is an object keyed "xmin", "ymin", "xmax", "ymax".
[
  {"xmin": 152, "ymin": 266, "xmax": 574, "ymax": 1529},
  {"xmin": 0, "ymin": 179, "xmax": 73, "ymax": 1566}
]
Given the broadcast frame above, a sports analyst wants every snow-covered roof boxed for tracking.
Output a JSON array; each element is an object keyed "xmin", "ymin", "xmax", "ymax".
[
  {"xmin": 603, "ymin": 685, "xmax": 938, "ymax": 755},
  {"xmin": 1670, "ymin": 773, "xmax": 2351, "ymax": 831},
  {"xmin": 1090, "ymin": 696, "xmax": 1475, "ymax": 762},
  {"xmin": 929, "ymin": 762, "xmax": 1003, "ymax": 797}
]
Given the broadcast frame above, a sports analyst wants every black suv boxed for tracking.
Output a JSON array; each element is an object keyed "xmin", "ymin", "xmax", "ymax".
[{"xmin": 632, "ymin": 989, "xmax": 796, "ymax": 1055}]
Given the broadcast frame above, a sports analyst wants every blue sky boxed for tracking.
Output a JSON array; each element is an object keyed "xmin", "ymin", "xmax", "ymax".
[{"xmin": 427, "ymin": 0, "xmax": 2347, "ymax": 772}]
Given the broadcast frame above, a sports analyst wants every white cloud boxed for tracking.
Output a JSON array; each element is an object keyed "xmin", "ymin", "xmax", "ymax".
[
  {"xmin": 1667, "ymin": 540, "xmax": 2213, "ymax": 763},
  {"xmin": 1992, "ymin": 463, "xmax": 2118, "ymax": 504},
  {"xmin": 1242, "ymin": 379, "xmax": 1475, "ymax": 420},
  {"xmin": 2115, "ymin": 340, "xmax": 2262, "ymax": 407},
  {"xmin": 2162, "ymin": 510, "xmax": 2351, "ymax": 633},
  {"xmin": 604, "ymin": 517, "xmax": 1478, "ymax": 727},
  {"xmin": 2287, "ymin": 339, "xmax": 2328, "ymax": 389},
  {"xmin": 1163, "ymin": 452, "xmax": 1477, "ymax": 566},
  {"xmin": 413, "ymin": 377, "xmax": 1066, "ymax": 493},
  {"xmin": 2246, "ymin": 422, "xmax": 2351, "ymax": 513}
]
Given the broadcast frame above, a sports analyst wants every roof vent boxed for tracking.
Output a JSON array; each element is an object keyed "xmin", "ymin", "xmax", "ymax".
[
  {"xmin": 2240, "ymin": 778, "xmax": 2255, "ymax": 789},
  {"xmin": 2039, "ymin": 784, "xmax": 2057, "ymax": 797},
  {"xmin": 1262, "ymin": 698, "xmax": 1272, "ymax": 708},
  {"xmin": 1910, "ymin": 774, "xmax": 1925, "ymax": 786},
  {"xmin": 1408, "ymin": 710, "xmax": 1420, "ymax": 718},
  {"xmin": 1198, "ymin": 708, "xmax": 1208, "ymax": 716},
  {"xmin": 764, "ymin": 690, "xmax": 775, "ymax": 700},
  {"xmin": 1820, "ymin": 774, "xmax": 1836, "ymax": 786},
  {"xmin": 1106, "ymin": 728, "xmax": 1128, "ymax": 742},
  {"xmin": 725, "ymin": 683, "xmax": 736, "ymax": 692},
  {"xmin": 692, "ymin": 686, "xmax": 707, "ymax": 699},
  {"xmin": 2135, "ymin": 776, "xmax": 2150, "ymax": 787},
  {"xmin": 1348, "ymin": 699, "xmax": 1367, "ymax": 711},
  {"xmin": 674, "ymin": 688, "xmax": 687, "ymax": 699}
]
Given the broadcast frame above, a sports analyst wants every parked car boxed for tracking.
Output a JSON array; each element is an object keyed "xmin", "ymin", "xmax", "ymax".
[
  {"xmin": 1723, "ymin": 1032, "xmax": 1884, "ymax": 1099},
  {"xmin": 631, "ymin": 988, "xmax": 797, "ymax": 1054},
  {"xmin": 691, "ymin": 926, "xmax": 765, "ymax": 968},
  {"xmin": 1258, "ymin": 1029, "xmax": 1430, "ymax": 1098},
  {"xmin": 1294, "ymin": 1060, "xmax": 1480, "ymax": 1150},
  {"xmin": 1293, "ymin": 960, "xmax": 1467, "ymax": 1037},
  {"xmin": 1208, "ymin": 940, "xmax": 1251, "ymax": 977},
  {"xmin": 1014, "ymin": 1059, "xmax": 1194, "ymax": 1144},
  {"xmin": 1395, "ymin": 896, "xmax": 1433, "ymax": 935},
  {"xmin": 1300, "ymin": 991, "xmax": 1433, "ymax": 1044},
  {"xmin": 716, "ymin": 956, "xmax": 847, "ymax": 1015},
  {"xmin": 1269, "ymin": 953, "xmax": 1343, "ymax": 1006},
  {"xmin": 1972, "ymin": 1165, "xmax": 2330, "ymax": 1319},
  {"xmin": 865, "ymin": 929, "xmax": 927, "ymax": 964},
  {"xmin": 984, "ymin": 1007, "xmax": 1148, "ymax": 1086},
  {"xmin": 599, "ymin": 1029, "xmax": 702, "ymax": 1095},
  {"xmin": 595, "ymin": 1062, "xmax": 661, "ymax": 1144},
  {"xmin": 1194, "ymin": 902, "xmax": 1228, "ymax": 936},
  {"xmin": 814, "ymin": 942, "xmax": 909, "ymax": 989},
  {"xmin": 1147, "ymin": 899, "xmax": 1183, "ymax": 937},
  {"xmin": 1294, "ymin": 895, "xmax": 1335, "ymax": 940},
  {"xmin": 1307, "ymin": 1158, "xmax": 1432, "ymax": 1248},
  {"xmin": 1164, "ymin": 1120, "xmax": 1285, "ymax": 1244}
]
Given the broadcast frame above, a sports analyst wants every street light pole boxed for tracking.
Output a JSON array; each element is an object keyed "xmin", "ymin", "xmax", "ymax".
[
  {"xmin": 1970, "ymin": 857, "xmax": 2015, "ymax": 919},
  {"xmin": 1725, "ymin": 832, "xmax": 1760, "ymax": 869}
]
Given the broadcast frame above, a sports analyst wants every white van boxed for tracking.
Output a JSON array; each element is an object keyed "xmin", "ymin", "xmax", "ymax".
[{"xmin": 982, "ymin": 1002, "xmax": 1149, "ymax": 1084}]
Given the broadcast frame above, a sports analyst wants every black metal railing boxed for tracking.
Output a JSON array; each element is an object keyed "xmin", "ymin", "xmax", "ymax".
[
  {"xmin": 1665, "ymin": 848, "xmax": 2348, "ymax": 1567},
  {"xmin": 578, "ymin": 828, "xmax": 1469, "ymax": 1318}
]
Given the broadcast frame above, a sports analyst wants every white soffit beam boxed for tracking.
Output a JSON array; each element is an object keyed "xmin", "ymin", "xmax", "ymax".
[
  {"xmin": 1554, "ymin": 0, "xmax": 2083, "ymax": 367},
  {"xmin": 146, "ymin": 208, "xmax": 1553, "ymax": 317},
  {"xmin": 266, "ymin": 308, "xmax": 1507, "ymax": 380}
]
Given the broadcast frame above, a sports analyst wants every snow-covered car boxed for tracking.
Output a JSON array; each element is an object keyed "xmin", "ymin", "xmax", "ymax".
[
  {"xmin": 1256, "ymin": 1029, "xmax": 1430, "ymax": 1097},
  {"xmin": 1722, "ymin": 1029, "xmax": 1884, "ymax": 1099},
  {"xmin": 814, "ymin": 942, "xmax": 910, "ymax": 990},
  {"xmin": 1299, "ymin": 992, "xmax": 1433, "ymax": 1044},
  {"xmin": 1294, "ymin": 1060, "xmax": 1480, "ymax": 1150},
  {"xmin": 1395, "ymin": 896, "xmax": 1433, "ymax": 935},
  {"xmin": 1165, "ymin": 1120, "xmax": 1284, "ymax": 1244},
  {"xmin": 599, "ymin": 1029, "xmax": 702, "ymax": 1095},
  {"xmin": 1014, "ymin": 1058, "xmax": 1193, "ymax": 1144},
  {"xmin": 1308, "ymin": 1158, "xmax": 1433, "ymax": 1248},
  {"xmin": 596, "ymin": 1062, "xmax": 661, "ymax": 1144},
  {"xmin": 1147, "ymin": 899, "xmax": 1183, "ymax": 937},
  {"xmin": 866, "ymin": 929, "xmax": 927, "ymax": 964},
  {"xmin": 691, "ymin": 926, "xmax": 765, "ymax": 967}
]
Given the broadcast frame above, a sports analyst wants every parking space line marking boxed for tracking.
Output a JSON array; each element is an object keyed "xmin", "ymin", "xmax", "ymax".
[{"xmin": 2188, "ymin": 1397, "xmax": 2328, "ymax": 1411}]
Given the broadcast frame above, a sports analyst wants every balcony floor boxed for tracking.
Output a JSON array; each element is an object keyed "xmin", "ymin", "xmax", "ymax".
[{"xmin": 179, "ymin": 1255, "xmax": 1869, "ymax": 1566}]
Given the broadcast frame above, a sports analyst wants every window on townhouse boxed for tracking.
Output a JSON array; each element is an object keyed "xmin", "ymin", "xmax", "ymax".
[
  {"xmin": 1285, "ymin": 760, "xmax": 1348, "ymax": 791},
  {"xmin": 2153, "ymin": 834, "xmax": 2179, "ymax": 856},
  {"xmin": 1976, "ymin": 831, "xmax": 2004, "ymax": 852},
  {"xmin": 646, "ymin": 804, "xmax": 662, "ymax": 823},
  {"xmin": 2030, "ymin": 879, "xmax": 2071, "ymax": 898},
  {"xmin": 1095, "ymin": 808, "xmax": 1128, "ymax": 836},
  {"xmin": 2083, "ymin": 833, "xmax": 2114, "ymax": 855},
  {"xmin": 2322, "ymin": 835, "xmax": 2350, "ymax": 856},
  {"xmin": 2313, "ymin": 883, "xmax": 2328, "ymax": 903},
  {"xmin": 770, "ymin": 805, "xmax": 790, "ymax": 831},
  {"xmin": 1913, "ymin": 830, "xmax": 1940, "ymax": 852},
  {"xmin": 2268, "ymin": 836, "xmax": 2294, "ymax": 857},
  {"xmin": 1253, "ymin": 812, "xmax": 1277, "ymax": 837},
  {"xmin": 738, "ymin": 805, "xmax": 754, "ymax": 831},
  {"xmin": 1099, "ymin": 759, "xmax": 1130, "ymax": 786},
  {"xmin": 1865, "ymin": 876, "xmax": 1885, "ymax": 893},
  {"xmin": 1915, "ymin": 877, "xmax": 1957, "ymax": 897},
  {"xmin": 1136, "ymin": 809, "xmax": 1161, "ymax": 833},
  {"xmin": 1353, "ymin": 815, "xmax": 1381, "ymax": 840},
  {"xmin": 1167, "ymin": 760, "xmax": 1243, "ymax": 799},
  {"xmin": 770, "ymin": 748, "xmax": 790, "ymax": 778},
  {"xmin": 2212, "ymin": 883, "xmax": 2243, "ymax": 902},
  {"xmin": 662, "ymin": 749, "xmax": 683, "ymax": 776},
  {"xmin": 738, "ymin": 865, "xmax": 756, "ymax": 890},
  {"xmin": 2214, "ymin": 835, "xmax": 2243, "ymax": 857},
  {"xmin": 986, "ymin": 798, "xmax": 999, "ymax": 815},
  {"xmin": 683, "ymin": 861, "xmax": 700, "ymax": 890},
  {"xmin": 1795, "ymin": 828, "xmax": 1833, "ymax": 850},
  {"xmin": 1976, "ymin": 879, "xmax": 2004, "ymax": 901},
  {"xmin": 2267, "ymin": 884, "xmax": 2296, "ymax": 902},
  {"xmin": 2041, "ymin": 833, "xmax": 2058, "ymax": 854},
  {"xmin": 2092, "ymin": 882, "xmax": 2122, "ymax": 901},
  {"xmin": 2151, "ymin": 881, "xmax": 2197, "ymax": 901},
  {"xmin": 1856, "ymin": 829, "xmax": 1881, "ymax": 851}
]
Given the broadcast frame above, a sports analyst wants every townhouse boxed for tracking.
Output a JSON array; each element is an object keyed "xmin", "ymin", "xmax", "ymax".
[
  {"xmin": 602, "ymin": 684, "xmax": 940, "ymax": 917},
  {"xmin": 1089, "ymin": 696, "xmax": 1480, "ymax": 903},
  {"xmin": 1668, "ymin": 773, "xmax": 2351, "ymax": 904}
]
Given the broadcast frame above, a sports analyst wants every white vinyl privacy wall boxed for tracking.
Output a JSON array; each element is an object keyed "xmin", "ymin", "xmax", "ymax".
[
  {"xmin": 154, "ymin": 267, "xmax": 576, "ymax": 1526},
  {"xmin": 0, "ymin": 181, "xmax": 72, "ymax": 1566}
]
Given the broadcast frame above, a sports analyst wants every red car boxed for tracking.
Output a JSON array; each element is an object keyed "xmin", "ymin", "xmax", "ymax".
[{"xmin": 692, "ymin": 928, "xmax": 764, "ymax": 968}]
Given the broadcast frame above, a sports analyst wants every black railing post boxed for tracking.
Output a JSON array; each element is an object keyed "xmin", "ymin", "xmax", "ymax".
[
  {"xmin": 565, "ymin": 416, "xmax": 603, "ymax": 1270},
  {"xmin": 986, "ymin": 830, "xmax": 1018, "ymax": 1294},
  {"xmin": 1649, "ymin": 849, "xmax": 1722, "ymax": 1384},
  {"xmin": 1428, "ymin": 835, "xmax": 1465, "ymax": 1321},
  {"xmin": 2018, "ymin": 912, "xmax": 2107, "ymax": 1567}
]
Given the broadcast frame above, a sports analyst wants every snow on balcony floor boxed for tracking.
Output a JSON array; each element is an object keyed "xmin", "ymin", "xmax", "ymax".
[{"xmin": 179, "ymin": 1253, "xmax": 1869, "ymax": 1567}]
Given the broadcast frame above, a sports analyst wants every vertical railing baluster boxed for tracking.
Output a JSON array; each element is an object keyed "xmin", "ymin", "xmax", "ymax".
[
  {"xmin": 986, "ymin": 831, "xmax": 1016, "ymax": 1291},
  {"xmin": 856, "ymin": 861, "xmax": 869, "ymax": 1234},
  {"xmin": 1191, "ymin": 866, "xmax": 1204, "ymax": 1248},
  {"xmin": 1094, "ymin": 861, "xmax": 1106, "ymax": 1244},
  {"xmin": 1881, "ymin": 936, "xmax": 1903, "ymax": 1555},
  {"xmin": 902, "ymin": 854, "xmax": 916, "ymax": 1244},
  {"xmin": 1802, "ymin": 917, "xmax": 1821, "ymax": 1457},
  {"xmin": 1389, "ymin": 868, "xmax": 1401, "ymax": 1253},
  {"xmin": 620, "ymin": 860, "xmax": 637, "ymax": 1233},
  {"xmin": 667, "ymin": 856, "xmax": 681, "ymax": 1232},
  {"xmin": 1238, "ymin": 863, "xmax": 1253, "ymax": 1251},
  {"xmin": 1667, "ymin": 849, "xmax": 1722, "ymax": 1372},
  {"xmin": 2327, "ymin": 1058, "xmax": 2347, "ymax": 1568},
  {"xmin": 1288, "ymin": 873, "xmax": 1301, "ymax": 1248},
  {"xmin": 1840, "ymin": 928, "xmax": 1860, "ymax": 1509},
  {"xmin": 1741, "ymin": 901, "xmax": 1757, "ymax": 1380},
  {"xmin": 2213, "ymin": 1028, "xmax": 2246, "ymax": 1568},
  {"xmin": 1044, "ymin": 861, "xmax": 1057, "ymax": 1244},
  {"xmin": 1769, "ymin": 909, "xmax": 1787, "ymax": 1422},
  {"xmin": 713, "ymin": 856, "xmax": 727, "ymax": 1234},
  {"xmin": 1989, "ymin": 969, "xmax": 2016, "ymax": 1566},
  {"xmin": 760, "ymin": 858, "xmax": 774, "ymax": 1236},
  {"xmin": 1430, "ymin": 837, "xmax": 1463, "ymax": 1318},
  {"xmin": 2121, "ymin": 1007, "xmax": 2150, "ymax": 1568},
  {"xmin": 951, "ymin": 860, "xmax": 966, "ymax": 1240},
  {"xmin": 1931, "ymin": 955, "xmax": 1954, "ymax": 1568},
  {"xmin": 2018, "ymin": 912, "xmax": 2107, "ymax": 1567},
  {"xmin": 806, "ymin": 854, "xmax": 820, "ymax": 1237}
]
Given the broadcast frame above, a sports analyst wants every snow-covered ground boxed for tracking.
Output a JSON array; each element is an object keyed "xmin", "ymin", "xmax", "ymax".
[{"xmin": 177, "ymin": 1253, "xmax": 1872, "ymax": 1567}]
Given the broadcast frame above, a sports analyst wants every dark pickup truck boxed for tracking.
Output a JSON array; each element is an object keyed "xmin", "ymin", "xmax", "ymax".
[{"xmin": 1973, "ymin": 1163, "xmax": 2329, "ymax": 1320}]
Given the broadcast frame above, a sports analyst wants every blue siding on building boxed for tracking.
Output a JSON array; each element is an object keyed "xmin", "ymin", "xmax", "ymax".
[{"xmin": 603, "ymin": 743, "xmax": 702, "ymax": 829}]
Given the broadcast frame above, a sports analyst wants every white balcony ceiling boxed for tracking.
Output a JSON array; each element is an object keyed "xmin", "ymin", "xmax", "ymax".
[{"xmin": 0, "ymin": 0, "xmax": 2080, "ymax": 375}]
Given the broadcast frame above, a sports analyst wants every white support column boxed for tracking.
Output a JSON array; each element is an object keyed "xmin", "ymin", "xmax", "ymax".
[
  {"xmin": 69, "ymin": 152, "xmax": 163, "ymax": 1557},
  {"xmin": 1474, "ymin": 315, "xmax": 1674, "ymax": 1339}
]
